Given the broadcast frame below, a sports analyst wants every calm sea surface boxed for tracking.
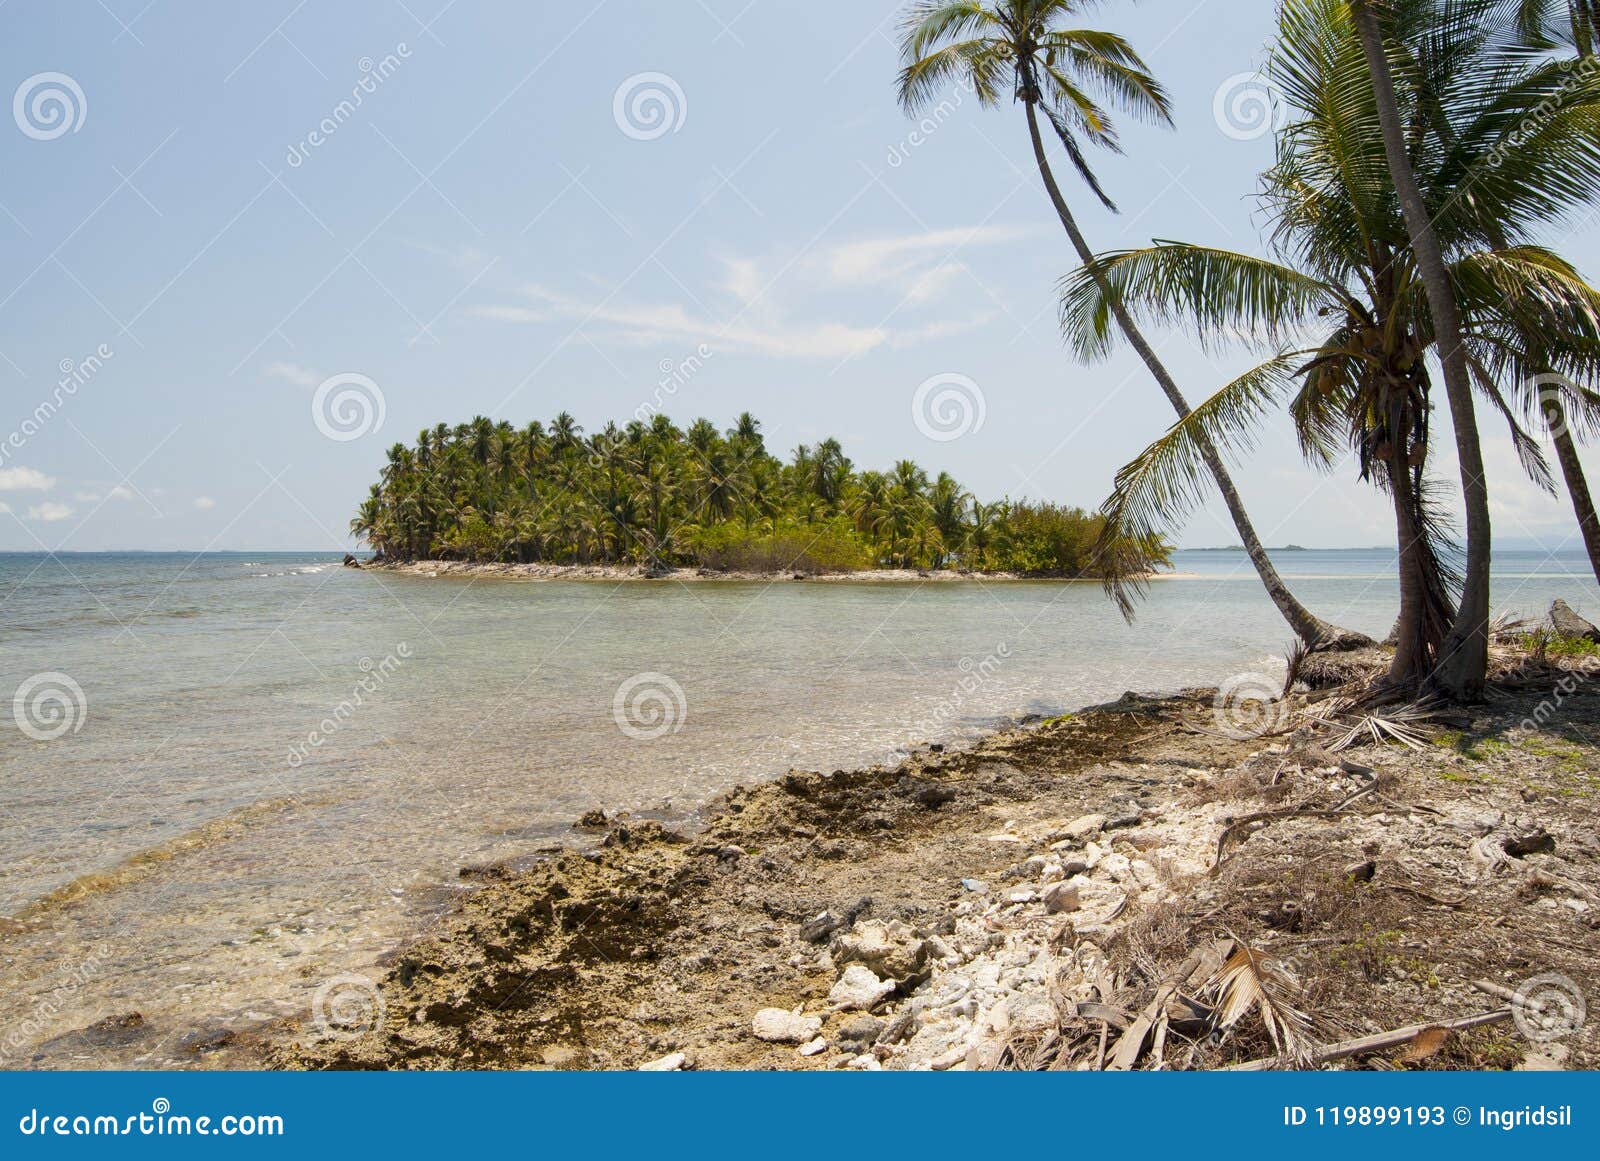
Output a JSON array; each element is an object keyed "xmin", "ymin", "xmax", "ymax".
[{"xmin": 1, "ymin": 548, "xmax": 1595, "ymax": 1066}]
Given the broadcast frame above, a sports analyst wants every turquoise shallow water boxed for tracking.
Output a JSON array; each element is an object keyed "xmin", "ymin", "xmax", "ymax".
[{"xmin": 1, "ymin": 547, "xmax": 1595, "ymax": 1066}]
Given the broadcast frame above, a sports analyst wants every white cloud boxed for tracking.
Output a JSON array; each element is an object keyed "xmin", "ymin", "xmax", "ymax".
[
  {"xmin": 27, "ymin": 502, "xmax": 74, "ymax": 522},
  {"xmin": 888, "ymin": 312, "xmax": 999, "ymax": 349},
  {"xmin": 720, "ymin": 257, "xmax": 764, "ymax": 306},
  {"xmin": 499, "ymin": 284, "xmax": 887, "ymax": 361},
  {"xmin": 264, "ymin": 361, "xmax": 321, "ymax": 388},
  {"xmin": 72, "ymin": 484, "xmax": 135, "ymax": 504},
  {"xmin": 817, "ymin": 225, "xmax": 1031, "ymax": 291},
  {"xmin": 0, "ymin": 466, "xmax": 55, "ymax": 491},
  {"xmin": 468, "ymin": 224, "xmax": 1030, "ymax": 362},
  {"xmin": 193, "ymin": 496, "xmax": 216, "ymax": 510},
  {"xmin": 0, "ymin": 500, "xmax": 10, "ymax": 514}
]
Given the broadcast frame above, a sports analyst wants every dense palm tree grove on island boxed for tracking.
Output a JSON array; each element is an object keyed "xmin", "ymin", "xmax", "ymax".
[{"xmin": 351, "ymin": 411, "xmax": 1166, "ymax": 577}]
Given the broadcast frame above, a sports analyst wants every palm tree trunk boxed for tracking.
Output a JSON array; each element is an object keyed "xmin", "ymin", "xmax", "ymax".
[
  {"xmin": 1022, "ymin": 100, "xmax": 1367, "ymax": 650},
  {"xmin": 1384, "ymin": 452, "xmax": 1456, "ymax": 686},
  {"xmin": 1556, "ymin": 24, "xmax": 1600, "ymax": 581},
  {"xmin": 1352, "ymin": 0, "xmax": 1490, "ymax": 698},
  {"xmin": 1549, "ymin": 416, "xmax": 1600, "ymax": 579}
]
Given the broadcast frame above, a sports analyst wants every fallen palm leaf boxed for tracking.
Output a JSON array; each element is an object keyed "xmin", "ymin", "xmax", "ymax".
[
  {"xmin": 1207, "ymin": 942, "xmax": 1316, "ymax": 1065},
  {"xmin": 1396, "ymin": 1025, "xmax": 1451, "ymax": 1063}
]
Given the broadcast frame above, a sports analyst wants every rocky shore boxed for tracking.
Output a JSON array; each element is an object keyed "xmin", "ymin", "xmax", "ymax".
[
  {"xmin": 361, "ymin": 559, "xmax": 1198, "ymax": 584},
  {"xmin": 267, "ymin": 641, "xmax": 1600, "ymax": 1072}
]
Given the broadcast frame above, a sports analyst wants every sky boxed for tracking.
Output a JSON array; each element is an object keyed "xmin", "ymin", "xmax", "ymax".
[{"xmin": 1, "ymin": 0, "xmax": 1597, "ymax": 553}]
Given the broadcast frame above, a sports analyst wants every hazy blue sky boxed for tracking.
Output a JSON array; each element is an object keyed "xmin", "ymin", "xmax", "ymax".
[{"xmin": 2, "ymin": 0, "xmax": 1596, "ymax": 552}]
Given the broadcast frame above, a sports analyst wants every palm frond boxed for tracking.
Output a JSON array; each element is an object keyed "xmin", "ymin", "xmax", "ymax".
[
  {"xmin": 1059, "ymin": 242, "xmax": 1335, "ymax": 362},
  {"xmin": 1208, "ymin": 942, "xmax": 1316, "ymax": 1066},
  {"xmin": 1095, "ymin": 352, "xmax": 1310, "ymax": 619}
]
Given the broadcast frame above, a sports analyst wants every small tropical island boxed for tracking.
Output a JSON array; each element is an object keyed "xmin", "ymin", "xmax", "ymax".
[{"xmin": 351, "ymin": 411, "xmax": 1168, "ymax": 579}]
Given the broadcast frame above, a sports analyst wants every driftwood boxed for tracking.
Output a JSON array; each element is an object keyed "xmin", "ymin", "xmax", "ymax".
[
  {"xmin": 1471, "ymin": 978, "xmax": 1578, "ymax": 1015},
  {"xmin": 1211, "ymin": 785, "xmax": 1377, "ymax": 873},
  {"xmin": 1224, "ymin": 1009, "xmax": 1512, "ymax": 1071}
]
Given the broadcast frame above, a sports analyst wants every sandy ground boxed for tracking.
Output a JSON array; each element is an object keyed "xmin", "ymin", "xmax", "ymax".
[{"xmin": 250, "ymin": 649, "xmax": 1599, "ymax": 1072}]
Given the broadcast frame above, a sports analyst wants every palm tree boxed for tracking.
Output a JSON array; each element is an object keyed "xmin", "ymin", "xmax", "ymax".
[
  {"xmin": 929, "ymin": 472, "xmax": 971, "ymax": 562},
  {"xmin": 1351, "ymin": 0, "xmax": 1491, "ymax": 696},
  {"xmin": 1063, "ymin": 0, "xmax": 1600, "ymax": 688},
  {"xmin": 1502, "ymin": 1, "xmax": 1600, "ymax": 583},
  {"xmin": 897, "ymin": 0, "xmax": 1366, "ymax": 649}
]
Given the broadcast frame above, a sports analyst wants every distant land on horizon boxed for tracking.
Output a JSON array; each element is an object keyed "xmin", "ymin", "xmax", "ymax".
[{"xmin": 1185, "ymin": 544, "xmax": 1375, "ymax": 553}]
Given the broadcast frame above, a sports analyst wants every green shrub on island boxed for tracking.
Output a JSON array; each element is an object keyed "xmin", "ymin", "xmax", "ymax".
[{"xmin": 351, "ymin": 411, "xmax": 1166, "ymax": 577}]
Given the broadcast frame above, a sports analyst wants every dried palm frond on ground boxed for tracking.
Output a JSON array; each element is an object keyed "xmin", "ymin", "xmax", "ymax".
[{"xmin": 1208, "ymin": 941, "xmax": 1317, "ymax": 1065}]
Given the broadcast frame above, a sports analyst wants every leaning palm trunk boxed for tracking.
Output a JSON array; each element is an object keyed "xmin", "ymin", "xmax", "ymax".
[
  {"xmin": 1548, "ymin": 408, "xmax": 1600, "ymax": 580},
  {"xmin": 1022, "ymin": 99, "xmax": 1365, "ymax": 650},
  {"xmin": 1353, "ymin": 0, "xmax": 1491, "ymax": 697},
  {"xmin": 1549, "ymin": 31, "xmax": 1600, "ymax": 582}
]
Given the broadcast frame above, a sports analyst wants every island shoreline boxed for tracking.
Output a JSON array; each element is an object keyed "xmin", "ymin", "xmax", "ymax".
[{"xmin": 360, "ymin": 559, "xmax": 1201, "ymax": 583}]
